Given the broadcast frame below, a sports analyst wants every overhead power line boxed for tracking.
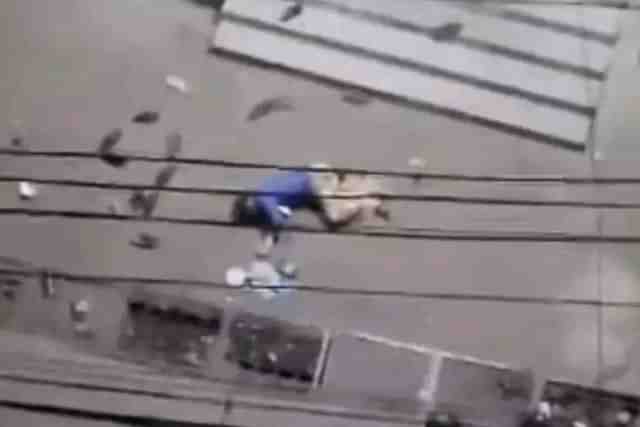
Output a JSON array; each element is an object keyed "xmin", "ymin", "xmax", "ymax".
[
  {"xmin": 0, "ymin": 266, "xmax": 638, "ymax": 308},
  {"xmin": 3, "ymin": 174, "xmax": 640, "ymax": 209},
  {"xmin": 2, "ymin": 148, "xmax": 640, "ymax": 184},
  {"xmin": 3, "ymin": 206, "xmax": 640, "ymax": 243}
]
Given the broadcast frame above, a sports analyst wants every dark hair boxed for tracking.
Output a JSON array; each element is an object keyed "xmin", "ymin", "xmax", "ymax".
[{"xmin": 230, "ymin": 195, "xmax": 261, "ymax": 226}]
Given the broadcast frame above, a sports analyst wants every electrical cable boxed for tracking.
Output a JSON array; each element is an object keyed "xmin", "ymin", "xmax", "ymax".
[
  {"xmin": 3, "ymin": 147, "xmax": 640, "ymax": 184},
  {"xmin": 1, "ymin": 266, "xmax": 639, "ymax": 308},
  {"xmin": 4, "ymin": 206, "xmax": 640, "ymax": 243},
  {"xmin": 3, "ymin": 174, "xmax": 640, "ymax": 209}
]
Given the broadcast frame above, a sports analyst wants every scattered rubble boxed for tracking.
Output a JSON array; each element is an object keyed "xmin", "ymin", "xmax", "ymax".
[
  {"xmin": 279, "ymin": 2, "xmax": 303, "ymax": 22},
  {"xmin": 107, "ymin": 200, "xmax": 123, "ymax": 215},
  {"xmin": 130, "ymin": 232, "xmax": 159, "ymax": 250},
  {"xmin": 98, "ymin": 128, "xmax": 128, "ymax": 168},
  {"xmin": 165, "ymin": 75, "xmax": 191, "ymax": 94},
  {"xmin": 9, "ymin": 120, "xmax": 23, "ymax": 147},
  {"xmin": 165, "ymin": 131, "xmax": 183, "ymax": 159},
  {"xmin": 225, "ymin": 266, "xmax": 247, "ymax": 287},
  {"xmin": 40, "ymin": 270, "xmax": 55, "ymax": 298},
  {"xmin": 18, "ymin": 182, "xmax": 38, "ymax": 200},
  {"xmin": 430, "ymin": 22, "xmax": 463, "ymax": 42},
  {"xmin": 246, "ymin": 97, "xmax": 294, "ymax": 122},
  {"xmin": 132, "ymin": 110, "xmax": 160, "ymax": 124},
  {"xmin": 408, "ymin": 156, "xmax": 426, "ymax": 169},
  {"xmin": 70, "ymin": 299, "xmax": 92, "ymax": 336}
]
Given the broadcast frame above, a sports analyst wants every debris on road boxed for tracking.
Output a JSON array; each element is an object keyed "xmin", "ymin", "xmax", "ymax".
[
  {"xmin": 430, "ymin": 22, "xmax": 463, "ymax": 42},
  {"xmin": 165, "ymin": 131, "xmax": 183, "ymax": 159},
  {"xmin": 98, "ymin": 128, "xmax": 128, "ymax": 168},
  {"xmin": 132, "ymin": 110, "xmax": 160, "ymax": 124},
  {"xmin": 165, "ymin": 75, "xmax": 191, "ymax": 94},
  {"xmin": 71, "ymin": 300, "xmax": 90, "ymax": 316},
  {"xmin": 276, "ymin": 259, "xmax": 298, "ymax": 279},
  {"xmin": 9, "ymin": 120, "xmax": 24, "ymax": 147},
  {"xmin": 408, "ymin": 156, "xmax": 426, "ymax": 169},
  {"xmin": 341, "ymin": 90, "xmax": 372, "ymax": 106},
  {"xmin": 70, "ymin": 299, "xmax": 92, "ymax": 336},
  {"xmin": 129, "ymin": 191, "xmax": 157, "ymax": 219},
  {"xmin": 154, "ymin": 164, "xmax": 178, "ymax": 188},
  {"xmin": 18, "ymin": 182, "xmax": 38, "ymax": 200},
  {"xmin": 247, "ymin": 259, "xmax": 292, "ymax": 299},
  {"xmin": 249, "ymin": 260, "xmax": 278, "ymax": 285},
  {"xmin": 279, "ymin": 2, "xmax": 303, "ymax": 22},
  {"xmin": 143, "ymin": 195, "xmax": 158, "ymax": 219},
  {"xmin": 98, "ymin": 128, "xmax": 123, "ymax": 153},
  {"xmin": 129, "ymin": 191, "xmax": 148, "ymax": 214},
  {"xmin": 246, "ymin": 97, "xmax": 294, "ymax": 122},
  {"xmin": 127, "ymin": 164, "xmax": 178, "ymax": 219},
  {"xmin": 107, "ymin": 200, "xmax": 123, "ymax": 215},
  {"xmin": 100, "ymin": 151, "xmax": 129, "ymax": 168},
  {"xmin": 409, "ymin": 156, "xmax": 427, "ymax": 184},
  {"xmin": 40, "ymin": 270, "xmax": 55, "ymax": 298},
  {"xmin": 225, "ymin": 266, "xmax": 247, "ymax": 287},
  {"xmin": 130, "ymin": 232, "xmax": 159, "ymax": 250}
]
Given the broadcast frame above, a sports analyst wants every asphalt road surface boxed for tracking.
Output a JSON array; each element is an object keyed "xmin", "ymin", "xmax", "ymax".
[{"xmin": 0, "ymin": 0, "xmax": 640, "ymax": 411}]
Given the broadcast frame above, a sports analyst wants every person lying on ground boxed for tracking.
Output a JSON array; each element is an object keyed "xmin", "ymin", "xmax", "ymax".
[{"xmin": 230, "ymin": 163, "xmax": 391, "ymax": 256}]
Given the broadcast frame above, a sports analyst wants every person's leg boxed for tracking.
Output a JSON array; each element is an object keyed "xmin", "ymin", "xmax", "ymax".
[
  {"xmin": 256, "ymin": 229, "xmax": 276, "ymax": 257},
  {"xmin": 230, "ymin": 194, "xmax": 279, "ymax": 257}
]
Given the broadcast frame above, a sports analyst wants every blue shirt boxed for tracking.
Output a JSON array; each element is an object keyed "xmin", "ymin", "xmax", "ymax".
[{"xmin": 255, "ymin": 172, "xmax": 314, "ymax": 227}]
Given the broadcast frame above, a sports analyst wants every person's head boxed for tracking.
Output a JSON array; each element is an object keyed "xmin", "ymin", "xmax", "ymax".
[{"xmin": 230, "ymin": 195, "xmax": 262, "ymax": 226}]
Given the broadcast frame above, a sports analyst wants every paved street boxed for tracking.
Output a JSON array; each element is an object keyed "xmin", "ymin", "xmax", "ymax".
[{"xmin": 0, "ymin": 0, "xmax": 639, "ymax": 420}]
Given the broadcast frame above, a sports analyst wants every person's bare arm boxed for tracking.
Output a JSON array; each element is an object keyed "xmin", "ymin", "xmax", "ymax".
[{"xmin": 332, "ymin": 175, "xmax": 385, "ymax": 198}]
